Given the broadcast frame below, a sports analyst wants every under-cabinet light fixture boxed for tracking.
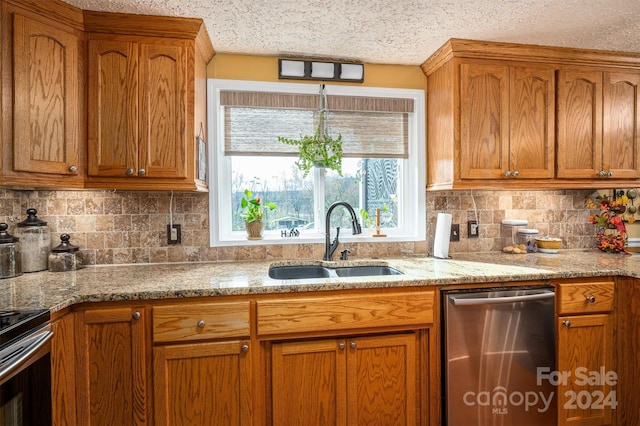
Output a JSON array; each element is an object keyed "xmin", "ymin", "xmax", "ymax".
[{"xmin": 278, "ymin": 59, "xmax": 364, "ymax": 83}]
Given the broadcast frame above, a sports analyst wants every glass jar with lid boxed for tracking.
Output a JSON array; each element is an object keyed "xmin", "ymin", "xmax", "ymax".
[
  {"xmin": 48, "ymin": 234, "xmax": 83, "ymax": 272},
  {"xmin": 17, "ymin": 208, "xmax": 50, "ymax": 272},
  {"xmin": 0, "ymin": 223, "xmax": 22, "ymax": 279}
]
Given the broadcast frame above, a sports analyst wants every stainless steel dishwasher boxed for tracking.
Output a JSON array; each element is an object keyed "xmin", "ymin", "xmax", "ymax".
[{"xmin": 442, "ymin": 287, "xmax": 556, "ymax": 426}]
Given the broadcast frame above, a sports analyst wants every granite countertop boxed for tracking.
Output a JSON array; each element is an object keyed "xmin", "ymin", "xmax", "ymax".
[{"xmin": 2, "ymin": 249, "xmax": 640, "ymax": 313}]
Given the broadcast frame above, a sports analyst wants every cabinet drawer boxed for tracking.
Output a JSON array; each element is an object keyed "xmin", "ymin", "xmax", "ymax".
[
  {"xmin": 153, "ymin": 302, "xmax": 250, "ymax": 343},
  {"xmin": 256, "ymin": 291, "xmax": 434, "ymax": 337},
  {"xmin": 556, "ymin": 281, "xmax": 614, "ymax": 314}
]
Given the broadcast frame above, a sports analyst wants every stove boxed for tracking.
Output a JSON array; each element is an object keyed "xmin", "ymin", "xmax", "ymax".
[{"xmin": 0, "ymin": 309, "xmax": 50, "ymax": 349}]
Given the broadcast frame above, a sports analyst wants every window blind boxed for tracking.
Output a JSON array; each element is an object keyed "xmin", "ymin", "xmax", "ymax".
[{"xmin": 221, "ymin": 90, "xmax": 412, "ymax": 158}]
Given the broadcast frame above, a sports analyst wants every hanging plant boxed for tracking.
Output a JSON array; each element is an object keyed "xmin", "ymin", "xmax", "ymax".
[{"xmin": 277, "ymin": 84, "xmax": 343, "ymax": 177}]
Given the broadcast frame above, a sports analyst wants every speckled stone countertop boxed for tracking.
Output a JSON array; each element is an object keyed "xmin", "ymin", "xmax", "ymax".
[{"xmin": 2, "ymin": 250, "xmax": 639, "ymax": 313}]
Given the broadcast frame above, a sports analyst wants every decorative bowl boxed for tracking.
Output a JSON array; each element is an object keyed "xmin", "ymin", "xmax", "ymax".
[{"xmin": 535, "ymin": 237, "xmax": 562, "ymax": 250}]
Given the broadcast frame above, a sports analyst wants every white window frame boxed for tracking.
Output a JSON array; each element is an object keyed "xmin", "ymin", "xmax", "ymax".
[{"xmin": 207, "ymin": 79, "xmax": 426, "ymax": 247}]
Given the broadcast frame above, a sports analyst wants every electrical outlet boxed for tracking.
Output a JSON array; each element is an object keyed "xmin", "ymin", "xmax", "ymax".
[
  {"xmin": 468, "ymin": 220, "xmax": 479, "ymax": 238},
  {"xmin": 167, "ymin": 224, "xmax": 181, "ymax": 245},
  {"xmin": 450, "ymin": 224, "xmax": 460, "ymax": 242}
]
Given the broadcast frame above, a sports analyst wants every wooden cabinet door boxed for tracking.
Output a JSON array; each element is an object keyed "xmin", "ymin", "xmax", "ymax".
[
  {"xmin": 557, "ymin": 69, "xmax": 603, "ymax": 179},
  {"xmin": 153, "ymin": 340, "xmax": 252, "ymax": 426},
  {"xmin": 460, "ymin": 61, "xmax": 509, "ymax": 179},
  {"xmin": 602, "ymin": 71, "xmax": 640, "ymax": 179},
  {"xmin": 509, "ymin": 65, "xmax": 555, "ymax": 179},
  {"xmin": 557, "ymin": 314, "xmax": 613, "ymax": 426},
  {"xmin": 271, "ymin": 339, "xmax": 347, "ymax": 426},
  {"xmin": 347, "ymin": 333, "xmax": 417, "ymax": 426},
  {"xmin": 87, "ymin": 38, "xmax": 139, "ymax": 177},
  {"xmin": 12, "ymin": 13, "xmax": 79, "ymax": 175},
  {"xmin": 138, "ymin": 41, "xmax": 187, "ymax": 179},
  {"xmin": 51, "ymin": 314, "xmax": 77, "ymax": 426},
  {"xmin": 75, "ymin": 307, "xmax": 148, "ymax": 425}
]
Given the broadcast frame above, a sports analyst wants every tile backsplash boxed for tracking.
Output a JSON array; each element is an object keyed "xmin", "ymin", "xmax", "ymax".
[{"xmin": 0, "ymin": 188, "xmax": 598, "ymax": 265}]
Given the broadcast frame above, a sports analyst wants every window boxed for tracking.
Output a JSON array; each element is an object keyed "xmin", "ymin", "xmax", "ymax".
[{"xmin": 208, "ymin": 79, "xmax": 425, "ymax": 246}]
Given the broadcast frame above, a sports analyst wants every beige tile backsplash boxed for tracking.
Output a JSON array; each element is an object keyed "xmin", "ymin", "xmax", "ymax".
[{"xmin": 0, "ymin": 188, "xmax": 598, "ymax": 265}]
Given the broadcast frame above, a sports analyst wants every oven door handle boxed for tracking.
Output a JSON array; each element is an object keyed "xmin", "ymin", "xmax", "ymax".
[
  {"xmin": 0, "ymin": 328, "xmax": 53, "ymax": 384},
  {"xmin": 449, "ymin": 291, "xmax": 554, "ymax": 306}
]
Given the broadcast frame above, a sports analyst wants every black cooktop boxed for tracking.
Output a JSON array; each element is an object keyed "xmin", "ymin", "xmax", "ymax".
[{"xmin": 0, "ymin": 309, "xmax": 50, "ymax": 348}]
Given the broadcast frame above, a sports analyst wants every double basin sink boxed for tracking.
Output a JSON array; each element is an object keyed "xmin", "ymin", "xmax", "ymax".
[{"xmin": 268, "ymin": 264, "xmax": 403, "ymax": 280}]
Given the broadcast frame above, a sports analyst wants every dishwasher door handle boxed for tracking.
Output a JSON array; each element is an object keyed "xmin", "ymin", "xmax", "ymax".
[{"xmin": 449, "ymin": 291, "xmax": 554, "ymax": 306}]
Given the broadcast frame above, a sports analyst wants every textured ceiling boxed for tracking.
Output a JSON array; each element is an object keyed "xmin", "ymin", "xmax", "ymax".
[{"xmin": 61, "ymin": 0, "xmax": 640, "ymax": 65}]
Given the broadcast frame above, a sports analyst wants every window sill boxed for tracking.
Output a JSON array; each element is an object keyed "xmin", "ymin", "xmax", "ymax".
[{"xmin": 212, "ymin": 232, "xmax": 424, "ymax": 247}]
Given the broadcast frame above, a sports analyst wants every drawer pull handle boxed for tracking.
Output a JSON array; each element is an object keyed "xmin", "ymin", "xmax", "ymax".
[
  {"xmin": 197, "ymin": 320, "xmax": 205, "ymax": 328},
  {"xmin": 350, "ymin": 341, "xmax": 357, "ymax": 349},
  {"xmin": 338, "ymin": 343, "xmax": 345, "ymax": 350},
  {"xmin": 562, "ymin": 320, "xmax": 571, "ymax": 327},
  {"xmin": 132, "ymin": 311, "xmax": 141, "ymax": 320},
  {"xmin": 241, "ymin": 344, "xmax": 249, "ymax": 352},
  {"xmin": 586, "ymin": 296, "xmax": 596, "ymax": 303}
]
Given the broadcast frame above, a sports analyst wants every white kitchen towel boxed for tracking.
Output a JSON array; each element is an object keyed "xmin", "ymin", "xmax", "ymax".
[{"xmin": 433, "ymin": 212, "xmax": 452, "ymax": 259}]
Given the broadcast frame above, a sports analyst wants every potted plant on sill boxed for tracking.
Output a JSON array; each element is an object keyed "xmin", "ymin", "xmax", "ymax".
[
  {"xmin": 240, "ymin": 189, "xmax": 276, "ymax": 240},
  {"xmin": 277, "ymin": 84, "xmax": 343, "ymax": 177}
]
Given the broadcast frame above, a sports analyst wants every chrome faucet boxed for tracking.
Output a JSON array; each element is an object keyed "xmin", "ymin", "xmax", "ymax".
[{"xmin": 324, "ymin": 201, "xmax": 362, "ymax": 261}]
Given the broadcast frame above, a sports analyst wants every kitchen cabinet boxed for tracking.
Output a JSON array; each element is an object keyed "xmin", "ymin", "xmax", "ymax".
[
  {"xmin": 1, "ymin": 0, "xmax": 84, "ymax": 188},
  {"xmin": 422, "ymin": 38, "xmax": 640, "ymax": 190},
  {"xmin": 84, "ymin": 11, "xmax": 213, "ymax": 191},
  {"xmin": 271, "ymin": 333, "xmax": 417, "ymax": 425},
  {"xmin": 50, "ymin": 312, "xmax": 77, "ymax": 426},
  {"xmin": 557, "ymin": 68, "xmax": 640, "ymax": 180},
  {"xmin": 460, "ymin": 60, "xmax": 555, "ymax": 181},
  {"xmin": 257, "ymin": 290, "xmax": 433, "ymax": 425},
  {"xmin": 75, "ymin": 306, "xmax": 150, "ymax": 425},
  {"xmin": 556, "ymin": 280, "xmax": 615, "ymax": 426},
  {"xmin": 152, "ymin": 302, "xmax": 252, "ymax": 426}
]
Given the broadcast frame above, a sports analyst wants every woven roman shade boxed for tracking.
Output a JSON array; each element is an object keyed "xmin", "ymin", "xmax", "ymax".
[{"xmin": 220, "ymin": 90, "xmax": 412, "ymax": 158}]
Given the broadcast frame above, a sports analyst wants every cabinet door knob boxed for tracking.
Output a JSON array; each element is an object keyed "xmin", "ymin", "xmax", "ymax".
[
  {"xmin": 241, "ymin": 344, "xmax": 249, "ymax": 352},
  {"xmin": 607, "ymin": 171, "xmax": 613, "ymax": 177},
  {"xmin": 132, "ymin": 311, "xmax": 141, "ymax": 320},
  {"xmin": 197, "ymin": 320, "xmax": 205, "ymax": 328},
  {"xmin": 586, "ymin": 296, "xmax": 596, "ymax": 303},
  {"xmin": 138, "ymin": 168, "xmax": 146, "ymax": 176},
  {"xmin": 512, "ymin": 170, "xmax": 519, "ymax": 177},
  {"xmin": 338, "ymin": 342, "xmax": 345, "ymax": 350},
  {"xmin": 69, "ymin": 165, "xmax": 78, "ymax": 173},
  {"xmin": 597, "ymin": 170, "xmax": 605, "ymax": 177},
  {"xmin": 126, "ymin": 168, "xmax": 135, "ymax": 176},
  {"xmin": 503, "ymin": 170, "xmax": 511, "ymax": 177},
  {"xmin": 350, "ymin": 341, "xmax": 357, "ymax": 349},
  {"xmin": 562, "ymin": 320, "xmax": 571, "ymax": 327}
]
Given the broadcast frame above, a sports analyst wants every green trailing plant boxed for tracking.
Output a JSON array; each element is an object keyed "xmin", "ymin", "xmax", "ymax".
[{"xmin": 278, "ymin": 111, "xmax": 343, "ymax": 177}]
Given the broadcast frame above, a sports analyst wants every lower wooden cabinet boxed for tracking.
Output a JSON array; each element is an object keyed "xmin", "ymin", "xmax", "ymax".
[
  {"xmin": 75, "ymin": 306, "xmax": 149, "ymax": 425},
  {"xmin": 556, "ymin": 281, "xmax": 615, "ymax": 426},
  {"xmin": 153, "ymin": 340, "xmax": 252, "ymax": 426},
  {"xmin": 271, "ymin": 333, "xmax": 418, "ymax": 425}
]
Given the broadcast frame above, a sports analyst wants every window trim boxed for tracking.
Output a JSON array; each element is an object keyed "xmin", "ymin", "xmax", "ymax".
[{"xmin": 207, "ymin": 79, "xmax": 426, "ymax": 247}]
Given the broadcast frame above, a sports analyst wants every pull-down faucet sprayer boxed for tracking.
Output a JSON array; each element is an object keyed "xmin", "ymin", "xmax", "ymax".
[{"xmin": 324, "ymin": 201, "xmax": 362, "ymax": 261}]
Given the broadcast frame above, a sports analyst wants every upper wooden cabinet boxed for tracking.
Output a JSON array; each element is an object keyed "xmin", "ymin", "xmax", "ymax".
[
  {"xmin": 0, "ymin": 1, "xmax": 84, "ymax": 188},
  {"xmin": 422, "ymin": 38, "xmax": 640, "ymax": 190},
  {"xmin": 557, "ymin": 68, "xmax": 640, "ymax": 180},
  {"xmin": 84, "ymin": 12, "xmax": 213, "ymax": 191},
  {"xmin": 459, "ymin": 60, "xmax": 555, "ymax": 181}
]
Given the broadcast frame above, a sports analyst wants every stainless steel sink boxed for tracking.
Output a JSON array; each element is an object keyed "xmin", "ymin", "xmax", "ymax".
[
  {"xmin": 268, "ymin": 264, "xmax": 402, "ymax": 280},
  {"xmin": 334, "ymin": 265, "xmax": 402, "ymax": 277},
  {"xmin": 268, "ymin": 265, "xmax": 334, "ymax": 279}
]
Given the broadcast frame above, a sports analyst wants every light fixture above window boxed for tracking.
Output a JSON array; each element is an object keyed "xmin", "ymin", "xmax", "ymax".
[{"xmin": 278, "ymin": 59, "xmax": 364, "ymax": 83}]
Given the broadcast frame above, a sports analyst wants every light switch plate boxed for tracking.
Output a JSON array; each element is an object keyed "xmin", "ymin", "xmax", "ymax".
[{"xmin": 450, "ymin": 224, "xmax": 460, "ymax": 242}]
